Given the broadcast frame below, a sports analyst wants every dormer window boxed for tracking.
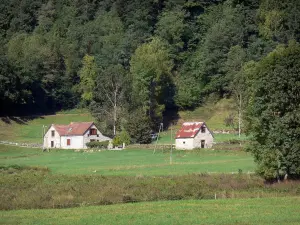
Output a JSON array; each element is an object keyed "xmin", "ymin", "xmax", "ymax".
[
  {"xmin": 90, "ymin": 128, "xmax": 97, "ymax": 135},
  {"xmin": 201, "ymin": 126, "xmax": 206, "ymax": 133}
]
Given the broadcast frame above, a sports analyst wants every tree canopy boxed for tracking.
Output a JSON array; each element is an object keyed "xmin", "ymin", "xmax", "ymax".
[
  {"xmin": 245, "ymin": 41, "xmax": 300, "ymax": 180},
  {"xmin": 1, "ymin": 0, "xmax": 300, "ymax": 168}
]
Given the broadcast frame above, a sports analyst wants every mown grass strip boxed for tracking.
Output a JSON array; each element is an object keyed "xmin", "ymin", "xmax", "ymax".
[
  {"xmin": 1, "ymin": 145, "xmax": 255, "ymax": 175},
  {"xmin": 1, "ymin": 197, "xmax": 300, "ymax": 225}
]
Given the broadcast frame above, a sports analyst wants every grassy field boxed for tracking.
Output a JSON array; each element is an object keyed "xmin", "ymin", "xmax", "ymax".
[
  {"xmin": 0, "ymin": 144, "xmax": 255, "ymax": 175},
  {"xmin": 178, "ymin": 98, "xmax": 237, "ymax": 130},
  {"xmin": 0, "ymin": 111, "xmax": 94, "ymax": 143},
  {"xmin": 1, "ymin": 197, "xmax": 300, "ymax": 225},
  {"xmin": 0, "ymin": 98, "xmax": 239, "ymax": 144},
  {"xmin": 152, "ymin": 98, "xmax": 247, "ymax": 145},
  {"xmin": 154, "ymin": 131, "xmax": 249, "ymax": 145}
]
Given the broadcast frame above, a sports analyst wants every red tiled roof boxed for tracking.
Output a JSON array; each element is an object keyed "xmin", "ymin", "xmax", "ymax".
[
  {"xmin": 53, "ymin": 122, "xmax": 94, "ymax": 136},
  {"xmin": 175, "ymin": 122, "xmax": 204, "ymax": 139}
]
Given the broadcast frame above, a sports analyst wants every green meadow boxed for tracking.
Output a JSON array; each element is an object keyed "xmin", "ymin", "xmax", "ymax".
[
  {"xmin": 0, "ymin": 110, "xmax": 93, "ymax": 143},
  {"xmin": 0, "ymin": 144, "xmax": 254, "ymax": 175},
  {"xmin": 0, "ymin": 98, "xmax": 240, "ymax": 145},
  {"xmin": 155, "ymin": 130, "xmax": 248, "ymax": 145},
  {"xmin": 1, "ymin": 197, "xmax": 300, "ymax": 225}
]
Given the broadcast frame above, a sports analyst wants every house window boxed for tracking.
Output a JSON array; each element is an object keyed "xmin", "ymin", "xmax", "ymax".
[
  {"xmin": 201, "ymin": 126, "xmax": 206, "ymax": 133},
  {"xmin": 51, "ymin": 141, "xmax": 54, "ymax": 148},
  {"xmin": 90, "ymin": 128, "xmax": 97, "ymax": 135},
  {"xmin": 51, "ymin": 130, "xmax": 55, "ymax": 137},
  {"xmin": 67, "ymin": 139, "xmax": 71, "ymax": 146},
  {"xmin": 183, "ymin": 141, "xmax": 185, "ymax": 144}
]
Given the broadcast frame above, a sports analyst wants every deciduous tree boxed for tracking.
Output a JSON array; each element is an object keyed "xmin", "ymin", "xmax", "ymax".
[{"xmin": 245, "ymin": 41, "xmax": 300, "ymax": 180}]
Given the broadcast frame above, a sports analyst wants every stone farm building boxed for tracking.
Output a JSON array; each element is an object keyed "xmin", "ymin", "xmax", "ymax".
[
  {"xmin": 43, "ymin": 122, "xmax": 111, "ymax": 149},
  {"xmin": 175, "ymin": 122, "xmax": 214, "ymax": 150}
]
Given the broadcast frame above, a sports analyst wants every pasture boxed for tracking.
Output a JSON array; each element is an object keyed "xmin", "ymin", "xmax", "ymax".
[
  {"xmin": 0, "ymin": 109, "xmax": 93, "ymax": 143},
  {"xmin": 0, "ymin": 98, "xmax": 239, "ymax": 145},
  {"xmin": 0, "ymin": 144, "xmax": 254, "ymax": 175},
  {"xmin": 155, "ymin": 130, "xmax": 248, "ymax": 145},
  {"xmin": 1, "ymin": 197, "xmax": 300, "ymax": 225}
]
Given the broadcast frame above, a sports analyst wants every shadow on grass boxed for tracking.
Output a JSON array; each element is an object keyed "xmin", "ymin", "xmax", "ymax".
[{"xmin": 1, "ymin": 116, "xmax": 45, "ymax": 125}]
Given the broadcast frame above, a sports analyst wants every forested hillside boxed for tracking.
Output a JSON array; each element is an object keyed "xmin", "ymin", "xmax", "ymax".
[
  {"xmin": 0, "ymin": 0, "xmax": 299, "ymax": 180},
  {"xmin": 0, "ymin": 0, "xmax": 299, "ymax": 139}
]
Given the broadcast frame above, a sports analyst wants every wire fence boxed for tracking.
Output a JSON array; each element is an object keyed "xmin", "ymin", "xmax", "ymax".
[
  {"xmin": 7, "ymin": 191, "xmax": 284, "ymax": 210},
  {"xmin": 0, "ymin": 140, "xmax": 42, "ymax": 148}
]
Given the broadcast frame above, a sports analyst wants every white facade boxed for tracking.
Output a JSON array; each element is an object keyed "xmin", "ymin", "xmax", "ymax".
[
  {"xmin": 175, "ymin": 138, "xmax": 194, "ymax": 150},
  {"xmin": 175, "ymin": 123, "xmax": 214, "ymax": 150},
  {"xmin": 43, "ymin": 124, "xmax": 111, "ymax": 149},
  {"xmin": 60, "ymin": 135, "xmax": 84, "ymax": 149}
]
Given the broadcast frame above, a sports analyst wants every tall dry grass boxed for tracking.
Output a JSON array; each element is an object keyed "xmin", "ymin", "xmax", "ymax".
[{"xmin": 1, "ymin": 166, "xmax": 299, "ymax": 210}]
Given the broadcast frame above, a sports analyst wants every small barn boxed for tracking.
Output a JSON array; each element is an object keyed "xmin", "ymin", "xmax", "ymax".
[
  {"xmin": 43, "ymin": 122, "xmax": 111, "ymax": 149},
  {"xmin": 175, "ymin": 122, "xmax": 214, "ymax": 150}
]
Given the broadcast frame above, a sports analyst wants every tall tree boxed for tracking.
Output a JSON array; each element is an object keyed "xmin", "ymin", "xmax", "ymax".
[
  {"xmin": 226, "ymin": 45, "xmax": 247, "ymax": 137},
  {"xmin": 155, "ymin": 7, "xmax": 186, "ymax": 62},
  {"xmin": 130, "ymin": 37, "xmax": 174, "ymax": 127},
  {"xmin": 91, "ymin": 64, "xmax": 129, "ymax": 136},
  {"xmin": 245, "ymin": 41, "xmax": 300, "ymax": 181},
  {"xmin": 78, "ymin": 54, "xmax": 97, "ymax": 104},
  {"xmin": 258, "ymin": 0, "xmax": 300, "ymax": 43}
]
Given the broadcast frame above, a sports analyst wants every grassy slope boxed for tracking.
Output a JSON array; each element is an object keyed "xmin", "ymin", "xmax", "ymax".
[
  {"xmin": 1, "ymin": 197, "xmax": 300, "ymax": 225},
  {"xmin": 0, "ymin": 98, "xmax": 239, "ymax": 144},
  {"xmin": 155, "ymin": 98, "xmax": 245, "ymax": 144},
  {"xmin": 0, "ymin": 109, "xmax": 94, "ymax": 143},
  {"xmin": 178, "ymin": 98, "xmax": 237, "ymax": 130},
  {"xmin": 0, "ymin": 145, "xmax": 254, "ymax": 175}
]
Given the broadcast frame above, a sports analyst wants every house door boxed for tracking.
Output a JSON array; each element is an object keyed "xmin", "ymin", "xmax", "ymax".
[
  {"xmin": 201, "ymin": 140, "xmax": 205, "ymax": 148},
  {"xmin": 51, "ymin": 141, "xmax": 54, "ymax": 148}
]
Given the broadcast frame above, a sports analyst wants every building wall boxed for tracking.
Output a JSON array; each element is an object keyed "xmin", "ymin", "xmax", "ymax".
[
  {"xmin": 175, "ymin": 124, "xmax": 214, "ymax": 150},
  {"xmin": 43, "ymin": 124, "xmax": 111, "ymax": 149},
  {"xmin": 61, "ymin": 136, "xmax": 84, "ymax": 149},
  {"xmin": 193, "ymin": 127, "xmax": 214, "ymax": 148},
  {"xmin": 43, "ymin": 125, "xmax": 61, "ymax": 148},
  {"xmin": 82, "ymin": 124, "xmax": 111, "ymax": 149},
  {"xmin": 175, "ymin": 138, "xmax": 194, "ymax": 150}
]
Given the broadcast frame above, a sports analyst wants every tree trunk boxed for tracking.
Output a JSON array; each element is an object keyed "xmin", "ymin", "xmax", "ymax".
[
  {"xmin": 113, "ymin": 89, "xmax": 117, "ymax": 136},
  {"xmin": 238, "ymin": 93, "xmax": 242, "ymax": 138}
]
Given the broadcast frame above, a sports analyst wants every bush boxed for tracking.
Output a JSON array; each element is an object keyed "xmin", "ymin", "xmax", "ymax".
[
  {"xmin": 112, "ymin": 130, "xmax": 131, "ymax": 147},
  {"xmin": 112, "ymin": 136, "xmax": 122, "ymax": 147},
  {"xmin": 86, "ymin": 141, "xmax": 109, "ymax": 149}
]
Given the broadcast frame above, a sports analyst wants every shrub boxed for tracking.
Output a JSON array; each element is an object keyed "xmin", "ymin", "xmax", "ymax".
[
  {"xmin": 119, "ymin": 130, "xmax": 131, "ymax": 145},
  {"xmin": 112, "ymin": 136, "xmax": 121, "ymax": 147},
  {"xmin": 112, "ymin": 130, "xmax": 131, "ymax": 147},
  {"xmin": 228, "ymin": 139, "xmax": 240, "ymax": 144},
  {"xmin": 86, "ymin": 140, "xmax": 109, "ymax": 149}
]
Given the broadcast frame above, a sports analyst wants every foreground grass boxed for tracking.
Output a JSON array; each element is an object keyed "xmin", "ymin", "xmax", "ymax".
[
  {"xmin": 1, "ymin": 197, "xmax": 300, "ymax": 225},
  {"xmin": 0, "ymin": 145, "xmax": 255, "ymax": 175}
]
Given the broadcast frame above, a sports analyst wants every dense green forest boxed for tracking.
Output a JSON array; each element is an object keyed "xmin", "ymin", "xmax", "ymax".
[{"xmin": 0, "ymin": 0, "xmax": 299, "ymax": 179}]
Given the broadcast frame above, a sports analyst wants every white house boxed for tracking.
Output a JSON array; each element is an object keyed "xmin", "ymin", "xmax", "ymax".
[
  {"xmin": 175, "ymin": 122, "xmax": 214, "ymax": 150},
  {"xmin": 43, "ymin": 122, "xmax": 111, "ymax": 149}
]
